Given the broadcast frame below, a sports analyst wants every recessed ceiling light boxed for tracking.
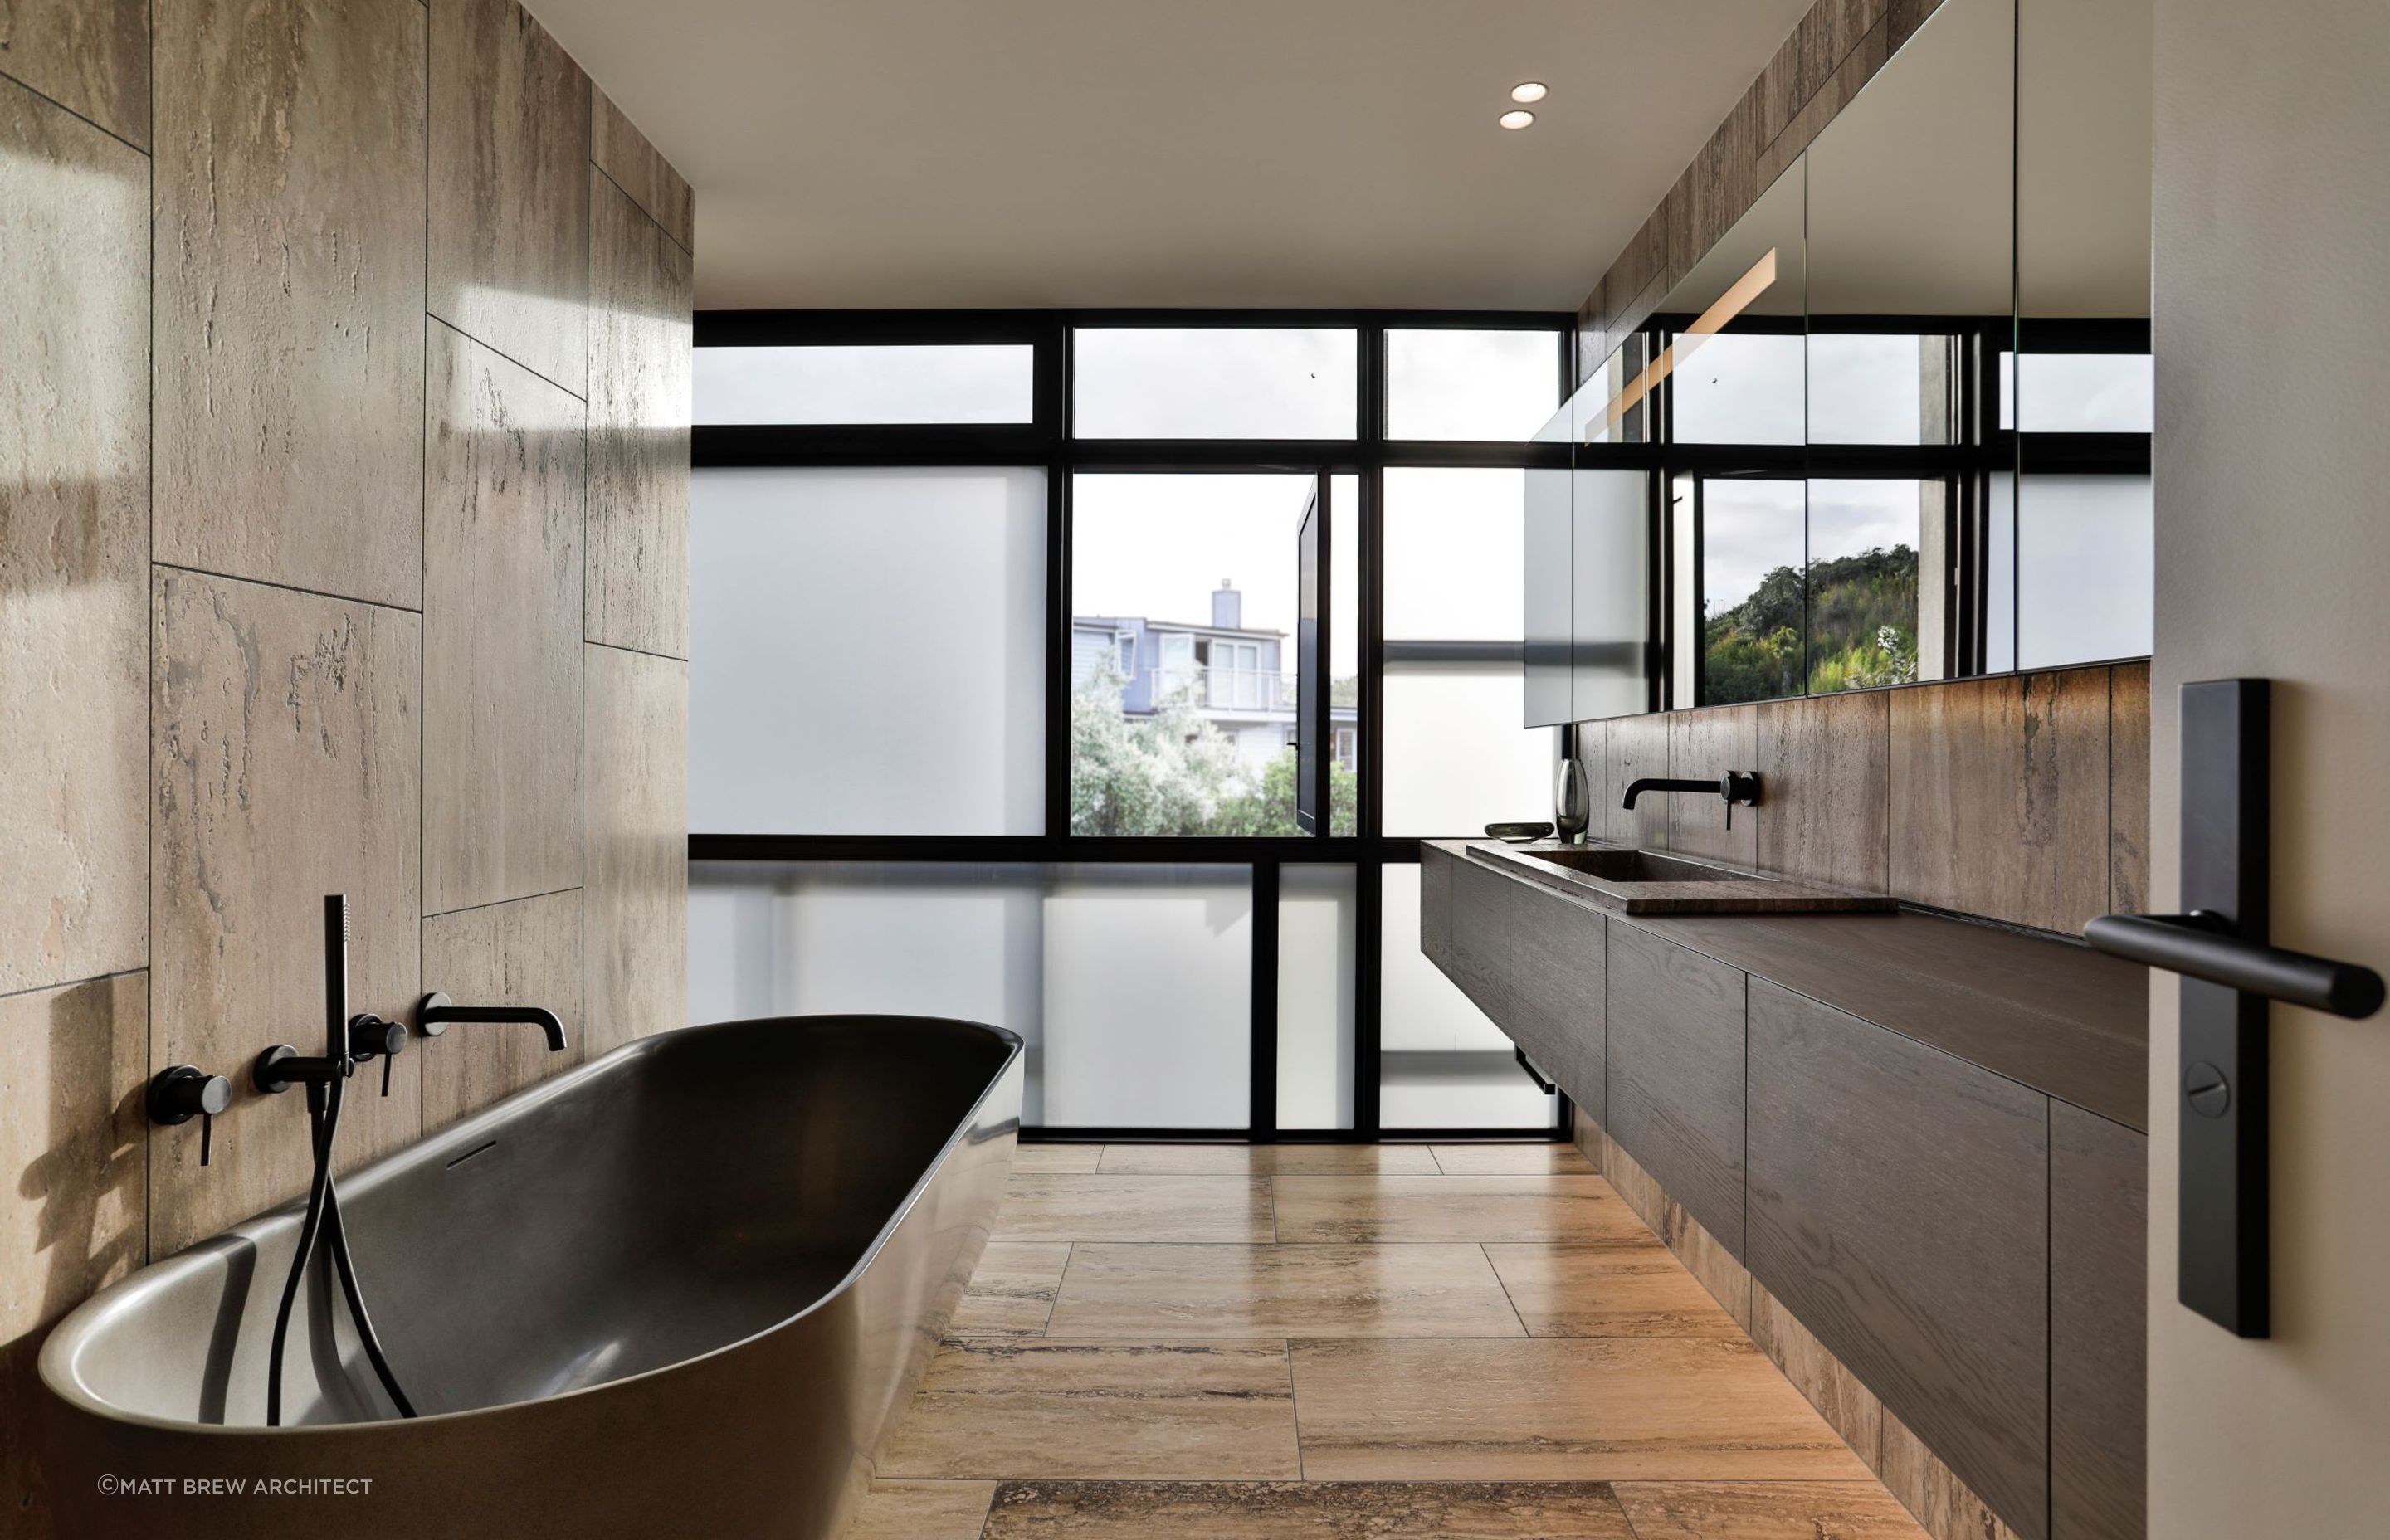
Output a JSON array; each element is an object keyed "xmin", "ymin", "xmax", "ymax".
[
  {"xmin": 1499, "ymin": 109, "xmax": 1536, "ymax": 130},
  {"xmin": 1510, "ymin": 82, "xmax": 1548, "ymax": 104}
]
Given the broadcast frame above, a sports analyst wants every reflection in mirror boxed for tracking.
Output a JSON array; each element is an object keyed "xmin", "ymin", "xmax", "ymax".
[
  {"xmin": 1652, "ymin": 170, "xmax": 1807, "ymax": 446},
  {"xmin": 1806, "ymin": 0, "xmax": 2012, "ymax": 680},
  {"xmin": 2017, "ymin": 0, "xmax": 2153, "ymax": 665},
  {"xmin": 1698, "ymin": 479, "xmax": 1805, "ymax": 706}
]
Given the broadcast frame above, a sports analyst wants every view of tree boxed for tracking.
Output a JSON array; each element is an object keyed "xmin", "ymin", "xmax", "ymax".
[
  {"xmin": 1703, "ymin": 544, "xmax": 1919, "ymax": 704},
  {"xmin": 1069, "ymin": 660, "xmax": 1358, "ymax": 836}
]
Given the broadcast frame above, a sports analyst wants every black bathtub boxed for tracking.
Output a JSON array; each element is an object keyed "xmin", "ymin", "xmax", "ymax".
[{"xmin": 40, "ymin": 1015, "xmax": 1023, "ymax": 1540}]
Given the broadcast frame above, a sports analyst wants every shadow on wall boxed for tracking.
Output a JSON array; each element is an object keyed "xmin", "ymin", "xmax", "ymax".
[{"xmin": 2, "ymin": 973, "xmax": 149, "ymax": 1523}]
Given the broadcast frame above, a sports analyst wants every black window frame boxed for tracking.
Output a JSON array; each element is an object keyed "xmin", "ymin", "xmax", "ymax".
[{"xmin": 688, "ymin": 308, "xmax": 1578, "ymax": 1144}]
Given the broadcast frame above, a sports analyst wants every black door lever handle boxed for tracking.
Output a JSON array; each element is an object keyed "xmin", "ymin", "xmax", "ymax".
[{"xmin": 2085, "ymin": 911, "xmax": 2384, "ymax": 1020}]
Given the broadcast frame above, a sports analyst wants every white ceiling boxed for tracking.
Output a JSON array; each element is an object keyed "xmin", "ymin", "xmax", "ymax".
[{"xmin": 530, "ymin": 0, "xmax": 1812, "ymax": 311}]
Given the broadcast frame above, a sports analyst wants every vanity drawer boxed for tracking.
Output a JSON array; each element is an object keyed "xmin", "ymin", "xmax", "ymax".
[{"xmin": 1605, "ymin": 923, "xmax": 1746, "ymax": 1254}]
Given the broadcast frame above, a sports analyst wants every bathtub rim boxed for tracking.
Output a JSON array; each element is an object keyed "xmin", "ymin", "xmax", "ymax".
[{"xmin": 37, "ymin": 1012, "xmax": 1025, "ymax": 1439}]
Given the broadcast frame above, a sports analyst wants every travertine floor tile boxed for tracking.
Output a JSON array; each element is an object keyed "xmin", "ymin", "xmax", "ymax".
[
  {"xmin": 980, "ymin": 1479, "xmax": 1635, "ymax": 1538},
  {"xmin": 878, "ymin": 1340, "xmax": 1301, "ymax": 1481},
  {"xmin": 1047, "ymin": 1245, "xmax": 1524, "ymax": 1339},
  {"xmin": 1012, "ymin": 1144, "xmax": 1104, "ymax": 1175},
  {"xmin": 1097, "ymin": 1143, "xmax": 1440, "ymax": 1175},
  {"xmin": 953, "ymin": 1242, "xmax": 1074, "ymax": 1335},
  {"xmin": 1431, "ymin": 1143, "xmax": 1596, "ymax": 1175},
  {"xmin": 996, "ymin": 1176, "xmax": 1273, "ymax": 1242},
  {"xmin": 1482, "ymin": 1243, "xmax": 1743, "ymax": 1338},
  {"xmin": 1272, "ymin": 1175, "xmax": 1641, "ymax": 1244},
  {"xmin": 846, "ymin": 1479, "xmax": 997, "ymax": 1540},
  {"xmin": 1288, "ymin": 1337, "xmax": 1872, "ymax": 1482},
  {"xmin": 1611, "ymin": 1479, "xmax": 1929, "ymax": 1539}
]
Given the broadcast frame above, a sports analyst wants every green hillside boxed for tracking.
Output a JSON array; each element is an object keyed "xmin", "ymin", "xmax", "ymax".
[{"xmin": 1703, "ymin": 545, "xmax": 1919, "ymax": 704}]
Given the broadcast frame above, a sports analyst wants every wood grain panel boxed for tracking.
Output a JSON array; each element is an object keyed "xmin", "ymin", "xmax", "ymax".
[
  {"xmin": 1484, "ymin": 1242, "xmax": 1744, "ymax": 1338},
  {"xmin": 1418, "ymin": 841, "xmax": 1456, "ymax": 973},
  {"xmin": 1744, "ymin": 979, "xmax": 2048, "ymax": 1539},
  {"xmin": 1753, "ymin": 690, "xmax": 1891, "ymax": 890},
  {"xmin": 0, "ymin": 0, "xmax": 148, "ymax": 146},
  {"xmin": 587, "ymin": 167, "xmax": 693, "ymax": 657},
  {"xmin": 2050, "ymin": 1104, "xmax": 2145, "ymax": 1540},
  {"xmin": 0, "ymin": 972, "xmax": 146, "ymax": 1348},
  {"xmin": 1622, "ymin": 907, "xmax": 2146, "ymax": 1130},
  {"xmin": 1429, "ymin": 1142, "xmax": 1593, "ymax": 1175},
  {"xmin": 1753, "ymin": 1277, "xmax": 1882, "ymax": 1463},
  {"xmin": 1600, "ymin": 1132, "xmax": 1753, "ymax": 1326},
  {"xmin": 849, "ymin": 1480, "xmax": 997, "ymax": 1540},
  {"xmin": 1290, "ymin": 1336, "xmax": 1871, "ymax": 1482},
  {"xmin": 583, "ymin": 642, "xmax": 686, "ymax": 1057},
  {"xmin": 1447, "ymin": 854, "xmax": 1516, "ymax": 1024},
  {"xmin": 1889, "ymin": 667, "xmax": 2111, "ymax": 933},
  {"xmin": 418, "ymin": 889, "xmax": 583, "ymax": 1132},
  {"xmin": 877, "ymin": 1339, "xmax": 1301, "ymax": 1481},
  {"xmin": 1507, "ymin": 886, "xmax": 1606, "ymax": 1121},
  {"xmin": 981, "ymin": 1480, "xmax": 1636, "ymax": 1539},
  {"xmin": 952, "ymin": 1241, "xmax": 1071, "ymax": 1335},
  {"xmin": 1046, "ymin": 1242, "xmax": 1524, "ymax": 1339},
  {"xmin": 151, "ymin": 569, "xmax": 423, "ymax": 1255},
  {"xmin": 1098, "ymin": 1143, "xmax": 1438, "ymax": 1175},
  {"xmin": 1607, "ymin": 713, "xmax": 1672, "ymax": 846},
  {"xmin": 428, "ymin": 0, "xmax": 591, "ymax": 393},
  {"xmin": 153, "ymin": 0, "xmax": 428, "ymax": 608},
  {"xmin": 1604, "ymin": 923, "xmax": 1747, "ymax": 1255},
  {"xmin": 423, "ymin": 322, "xmax": 585, "ymax": 913},
  {"xmin": 2107, "ymin": 662, "xmax": 2150, "ymax": 916},
  {"xmin": 1272, "ymin": 1175, "xmax": 1641, "ymax": 1245},
  {"xmin": 996, "ymin": 1175, "xmax": 1274, "ymax": 1243},
  {"xmin": 592, "ymin": 86, "xmax": 693, "ymax": 251},
  {"xmin": 1666, "ymin": 709, "xmax": 1747, "ymax": 861},
  {"xmin": 1879, "ymin": 1408, "xmax": 2023, "ymax": 1540},
  {"xmin": 0, "ymin": 76, "xmax": 149, "ymax": 996},
  {"xmin": 1614, "ymin": 1480, "xmax": 1928, "ymax": 1540}
]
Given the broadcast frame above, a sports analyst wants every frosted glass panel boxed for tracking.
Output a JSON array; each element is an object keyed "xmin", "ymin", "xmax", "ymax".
[
  {"xmin": 1383, "ymin": 667, "xmax": 1552, "ymax": 838},
  {"xmin": 1572, "ymin": 470, "xmax": 1651, "ymax": 720},
  {"xmin": 1387, "ymin": 329, "xmax": 1561, "ymax": 441},
  {"xmin": 689, "ymin": 861, "xmax": 1250, "ymax": 1128},
  {"xmin": 1384, "ymin": 468, "xmax": 1525, "ymax": 640},
  {"xmin": 1074, "ymin": 328, "xmax": 1356, "ymax": 438},
  {"xmin": 2017, "ymin": 475, "xmax": 2153, "ymax": 667},
  {"xmin": 1041, "ymin": 866, "xmax": 1251, "ymax": 1128},
  {"xmin": 1379, "ymin": 864, "xmax": 1554, "ymax": 1130},
  {"xmin": 690, "ymin": 467, "xmax": 1046, "ymax": 835},
  {"xmin": 695, "ymin": 344, "xmax": 1035, "ymax": 425},
  {"xmin": 1278, "ymin": 865, "xmax": 1356, "ymax": 1131},
  {"xmin": 1987, "ymin": 472, "xmax": 2017, "ymax": 674}
]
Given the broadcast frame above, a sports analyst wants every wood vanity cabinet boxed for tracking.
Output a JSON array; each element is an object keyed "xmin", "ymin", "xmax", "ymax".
[
  {"xmin": 1606, "ymin": 923, "xmax": 1748, "ymax": 1256},
  {"xmin": 1504, "ymin": 885, "xmax": 1607, "ymax": 1122},
  {"xmin": 1446, "ymin": 851, "xmax": 1519, "ymax": 1024},
  {"xmin": 2051, "ymin": 1104, "xmax": 2149, "ymax": 1540},
  {"xmin": 1746, "ymin": 979, "xmax": 2051, "ymax": 1539},
  {"xmin": 1420, "ymin": 842, "xmax": 1457, "ymax": 973}
]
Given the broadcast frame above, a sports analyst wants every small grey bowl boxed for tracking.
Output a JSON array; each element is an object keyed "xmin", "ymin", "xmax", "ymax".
[{"xmin": 1485, "ymin": 821, "xmax": 1555, "ymax": 844}]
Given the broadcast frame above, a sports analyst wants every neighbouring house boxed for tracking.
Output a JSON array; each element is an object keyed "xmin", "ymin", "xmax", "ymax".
[{"xmin": 1072, "ymin": 580, "xmax": 1357, "ymax": 772}]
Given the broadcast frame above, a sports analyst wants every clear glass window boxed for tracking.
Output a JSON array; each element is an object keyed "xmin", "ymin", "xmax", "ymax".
[
  {"xmin": 1386, "ymin": 329, "xmax": 1563, "ymax": 441},
  {"xmin": 1669, "ymin": 331, "xmax": 1805, "ymax": 444},
  {"xmin": 2001, "ymin": 351, "xmax": 2154, "ymax": 433},
  {"xmin": 1069, "ymin": 474, "xmax": 1316, "ymax": 836}
]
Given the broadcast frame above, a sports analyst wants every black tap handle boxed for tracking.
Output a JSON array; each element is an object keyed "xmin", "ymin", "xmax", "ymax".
[
  {"xmin": 200, "ymin": 1110, "xmax": 216, "ymax": 1167},
  {"xmin": 381, "ymin": 1051, "xmax": 393, "ymax": 1099}
]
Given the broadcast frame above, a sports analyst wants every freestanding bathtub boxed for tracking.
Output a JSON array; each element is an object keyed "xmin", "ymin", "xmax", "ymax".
[{"xmin": 39, "ymin": 1015, "xmax": 1023, "ymax": 1540}]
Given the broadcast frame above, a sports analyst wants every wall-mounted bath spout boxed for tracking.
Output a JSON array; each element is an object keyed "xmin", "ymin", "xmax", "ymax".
[
  {"xmin": 414, "ymin": 992, "xmax": 568, "ymax": 1053},
  {"xmin": 1622, "ymin": 771, "xmax": 1762, "ymax": 830}
]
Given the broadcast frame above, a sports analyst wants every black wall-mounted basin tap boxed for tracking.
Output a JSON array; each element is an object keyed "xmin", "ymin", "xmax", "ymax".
[
  {"xmin": 1622, "ymin": 771, "xmax": 1762, "ymax": 828},
  {"xmin": 415, "ymin": 992, "xmax": 568, "ymax": 1053}
]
